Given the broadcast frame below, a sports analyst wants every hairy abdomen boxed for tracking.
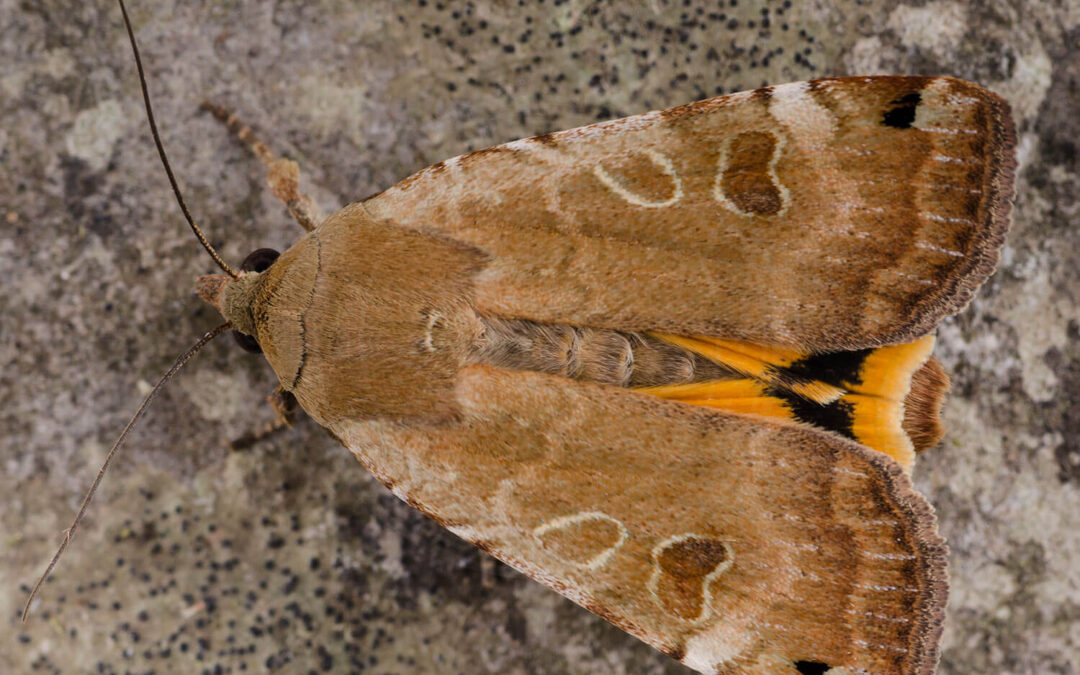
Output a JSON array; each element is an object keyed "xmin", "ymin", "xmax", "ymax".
[{"xmin": 473, "ymin": 316, "xmax": 732, "ymax": 388}]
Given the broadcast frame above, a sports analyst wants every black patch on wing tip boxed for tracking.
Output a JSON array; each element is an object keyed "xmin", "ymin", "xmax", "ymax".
[
  {"xmin": 785, "ymin": 350, "xmax": 872, "ymax": 388},
  {"xmin": 883, "ymin": 92, "xmax": 922, "ymax": 129},
  {"xmin": 794, "ymin": 661, "xmax": 831, "ymax": 675},
  {"xmin": 770, "ymin": 386, "xmax": 856, "ymax": 441},
  {"xmin": 751, "ymin": 85, "xmax": 775, "ymax": 101},
  {"xmin": 665, "ymin": 645, "xmax": 686, "ymax": 662}
]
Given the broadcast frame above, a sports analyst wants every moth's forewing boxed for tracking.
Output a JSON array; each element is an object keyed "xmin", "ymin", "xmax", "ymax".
[
  {"xmin": 334, "ymin": 367, "xmax": 947, "ymax": 675},
  {"xmin": 363, "ymin": 76, "xmax": 1015, "ymax": 352}
]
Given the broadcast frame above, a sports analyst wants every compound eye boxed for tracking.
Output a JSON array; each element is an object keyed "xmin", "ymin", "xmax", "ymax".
[
  {"xmin": 233, "ymin": 248, "xmax": 281, "ymax": 353},
  {"xmin": 240, "ymin": 248, "xmax": 280, "ymax": 273},
  {"xmin": 233, "ymin": 330, "xmax": 262, "ymax": 354}
]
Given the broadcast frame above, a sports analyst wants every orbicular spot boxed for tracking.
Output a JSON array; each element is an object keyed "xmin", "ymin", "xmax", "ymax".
[
  {"xmin": 714, "ymin": 131, "xmax": 787, "ymax": 216},
  {"xmin": 649, "ymin": 534, "xmax": 733, "ymax": 622},
  {"xmin": 794, "ymin": 661, "xmax": 832, "ymax": 675},
  {"xmin": 592, "ymin": 149, "xmax": 683, "ymax": 208},
  {"xmin": 533, "ymin": 512, "xmax": 628, "ymax": 570}
]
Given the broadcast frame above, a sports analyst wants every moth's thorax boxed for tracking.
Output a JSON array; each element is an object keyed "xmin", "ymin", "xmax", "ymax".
[{"xmin": 243, "ymin": 204, "xmax": 486, "ymax": 427}]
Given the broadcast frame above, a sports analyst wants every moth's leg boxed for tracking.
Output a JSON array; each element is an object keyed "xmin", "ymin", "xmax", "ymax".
[
  {"xmin": 480, "ymin": 555, "xmax": 497, "ymax": 589},
  {"xmin": 201, "ymin": 101, "xmax": 323, "ymax": 232},
  {"xmin": 230, "ymin": 388, "xmax": 302, "ymax": 450}
]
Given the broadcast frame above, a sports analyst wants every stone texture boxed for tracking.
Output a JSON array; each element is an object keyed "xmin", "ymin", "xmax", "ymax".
[{"xmin": 1, "ymin": 1, "xmax": 1077, "ymax": 673}]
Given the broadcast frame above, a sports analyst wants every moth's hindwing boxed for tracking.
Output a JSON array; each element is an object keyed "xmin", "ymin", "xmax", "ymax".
[
  {"xmin": 334, "ymin": 367, "xmax": 947, "ymax": 675},
  {"xmin": 643, "ymin": 333, "xmax": 947, "ymax": 470},
  {"xmin": 364, "ymin": 75, "xmax": 1016, "ymax": 352}
]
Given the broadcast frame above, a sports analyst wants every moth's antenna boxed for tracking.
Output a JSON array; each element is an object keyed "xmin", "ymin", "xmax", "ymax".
[
  {"xmin": 116, "ymin": 0, "xmax": 239, "ymax": 279},
  {"xmin": 21, "ymin": 323, "xmax": 232, "ymax": 622}
]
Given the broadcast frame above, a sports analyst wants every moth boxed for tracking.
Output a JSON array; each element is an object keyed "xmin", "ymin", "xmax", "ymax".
[
  {"xmin": 198, "ymin": 78, "xmax": 1014, "ymax": 673},
  {"xmin": 31, "ymin": 2, "xmax": 1017, "ymax": 674}
]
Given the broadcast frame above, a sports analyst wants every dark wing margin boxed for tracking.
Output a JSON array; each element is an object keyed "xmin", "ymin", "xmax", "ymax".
[{"xmin": 889, "ymin": 77, "xmax": 1017, "ymax": 345}]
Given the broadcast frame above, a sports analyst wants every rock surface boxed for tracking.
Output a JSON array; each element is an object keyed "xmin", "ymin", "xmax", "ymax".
[{"xmin": 2, "ymin": 1, "xmax": 1077, "ymax": 673}]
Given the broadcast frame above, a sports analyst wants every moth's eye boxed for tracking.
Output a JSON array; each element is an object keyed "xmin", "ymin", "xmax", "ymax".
[
  {"xmin": 240, "ymin": 247, "xmax": 281, "ymax": 273},
  {"xmin": 232, "ymin": 330, "xmax": 262, "ymax": 354}
]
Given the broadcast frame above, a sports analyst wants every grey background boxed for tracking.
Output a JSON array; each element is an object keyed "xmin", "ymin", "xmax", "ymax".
[{"xmin": 2, "ymin": 0, "xmax": 1077, "ymax": 673}]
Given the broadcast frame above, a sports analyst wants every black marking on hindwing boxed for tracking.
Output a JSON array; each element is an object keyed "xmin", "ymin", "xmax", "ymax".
[
  {"xmin": 769, "ymin": 384, "xmax": 857, "ymax": 442},
  {"xmin": 785, "ymin": 349, "xmax": 873, "ymax": 388}
]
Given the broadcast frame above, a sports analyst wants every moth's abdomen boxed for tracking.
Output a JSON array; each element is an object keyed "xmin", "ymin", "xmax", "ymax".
[{"xmin": 473, "ymin": 316, "xmax": 731, "ymax": 388}]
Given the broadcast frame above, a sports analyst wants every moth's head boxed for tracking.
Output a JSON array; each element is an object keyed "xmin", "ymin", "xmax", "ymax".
[
  {"xmin": 195, "ymin": 238, "xmax": 318, "ymax": 395},
  {"xmin": 196, "ymin": 247, "xmax": 280, "ymax": 353}
]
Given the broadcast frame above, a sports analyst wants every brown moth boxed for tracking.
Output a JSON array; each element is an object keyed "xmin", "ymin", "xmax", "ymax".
[
  {"xmin": 33, "ymin": 3, "xmax": 1015, "ymax": 672},
  {"xmin": 194, "ymin": 76, "xmax": 1015, "ymax": 674}
]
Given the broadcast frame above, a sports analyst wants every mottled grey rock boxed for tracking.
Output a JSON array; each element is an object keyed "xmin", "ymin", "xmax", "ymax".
[{"xmin": 2, "ymin": 1, "xmax": 1077, "ymax": 674}]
